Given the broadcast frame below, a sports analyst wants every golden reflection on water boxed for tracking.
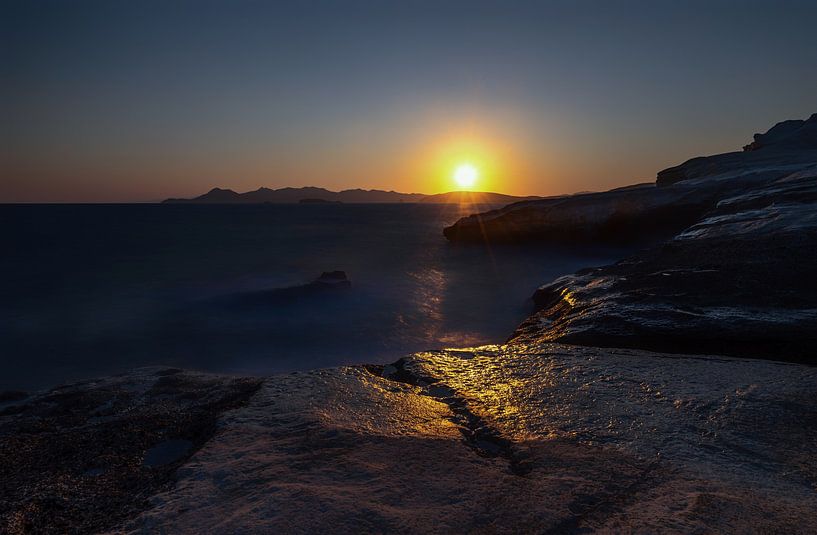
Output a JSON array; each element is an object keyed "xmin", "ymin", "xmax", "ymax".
[
  {"xmin": 408, "ymin": 267, "xmax": 446, "ymax": 327},
  {"xmin": 406, "ymin": 268, "xmax": 486, "ymax": 348}
]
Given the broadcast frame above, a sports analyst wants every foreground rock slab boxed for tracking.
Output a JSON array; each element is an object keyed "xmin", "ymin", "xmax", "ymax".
[{"xmin": 114, "ymin": 344, "xmax": 817, "ymax": 534}]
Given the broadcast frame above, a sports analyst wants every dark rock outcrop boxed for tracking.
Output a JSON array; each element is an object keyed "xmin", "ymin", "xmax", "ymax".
[
  {"xmin": 657, "ymin": 113, "xmax": 817, "ymax": 186},
  {"xmin": 743, "ymin": 114, "xmax": 817, "ymax": 152},
  {"xmin": 443, "ymin": 183, "xmax": 717, "ymax": 244},
  {"xmin": 275, "ymin": 270, "xmax": 352, "ymax": 295},
  {"xmin": 510, "ymin": 165, "xmax": 817, "ymax": 362},
  {"xmin": 217, "ymin": 271, "xmax": 352, "ymax": 308}
]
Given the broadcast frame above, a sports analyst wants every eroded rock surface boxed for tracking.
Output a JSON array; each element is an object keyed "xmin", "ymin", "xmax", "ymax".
[
  {"xmin": 0, "ymin": 368, "xmax": 261, "ymax": 534},
  {"xmin": 113, "ymin": 345, "xmax": 817, "ymax": 533},
  {"xmin": 512, "ymin": 166, "xmax": 817, "ymax": 362}
]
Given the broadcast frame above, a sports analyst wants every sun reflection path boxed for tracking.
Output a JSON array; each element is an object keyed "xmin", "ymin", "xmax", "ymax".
[{"xmin": 404, "ymin": 266, "xmax": 486, "ymax": 348}]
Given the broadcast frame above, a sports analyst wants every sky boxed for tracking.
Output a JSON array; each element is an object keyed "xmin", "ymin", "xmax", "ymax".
[{"xmin": 2, "ymin": 0, "xmax": 816, "ymax": 202}]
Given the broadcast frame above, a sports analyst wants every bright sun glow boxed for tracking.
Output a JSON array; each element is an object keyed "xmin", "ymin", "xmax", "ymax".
[{"xmin": 453, "ymin": 164, "xmax": 478, "ymax": 190}]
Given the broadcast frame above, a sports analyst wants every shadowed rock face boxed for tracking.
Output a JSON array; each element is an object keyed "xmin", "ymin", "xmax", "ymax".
[
  {"xmin": 443, "ymin": 183, "xmax": 719, "ymax": 244},
  {"xmin": 511, "ymin": 166, "xmax": 817, "ymax": 362},
  {"xmin": 743, "ymin": 113, "xmax": 817, "ymax": 152}
]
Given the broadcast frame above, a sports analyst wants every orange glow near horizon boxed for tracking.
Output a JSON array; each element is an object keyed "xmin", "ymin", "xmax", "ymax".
[{"xmin": 409, "ymin": 130, "xmax": 517, "ymax": 194}]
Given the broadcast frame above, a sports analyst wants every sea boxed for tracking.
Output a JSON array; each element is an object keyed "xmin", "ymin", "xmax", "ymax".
[{"xmin": 0, "ymin": 203, "xmax": 626, "ymax": 390}]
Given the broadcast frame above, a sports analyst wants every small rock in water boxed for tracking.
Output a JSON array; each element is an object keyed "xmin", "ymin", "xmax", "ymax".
[
  {"xmin": 143, "ymin": 439, "xmax": 194, "ymax": 467},
  {"xmin": 217, "ymin": 271, "xmax": 351, "ymax": 307},
  {"xmin": 315, "ymin": 270, "xmax": 351, "ymax": 287}
]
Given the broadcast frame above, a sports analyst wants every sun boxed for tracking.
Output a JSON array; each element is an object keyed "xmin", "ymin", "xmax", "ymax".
[{"xmin": 453, "ymin": 163, "xmax": 478, "ymax": 190}]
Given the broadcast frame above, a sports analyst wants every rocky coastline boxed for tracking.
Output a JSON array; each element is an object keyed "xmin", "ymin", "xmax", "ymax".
[
  {"xmin": 2, "ymin": 115, "xmax": 816, "ymax": 533},
  {"xmin": 453, "ymin": 114, "xmax": 817, "ymax": 364}
]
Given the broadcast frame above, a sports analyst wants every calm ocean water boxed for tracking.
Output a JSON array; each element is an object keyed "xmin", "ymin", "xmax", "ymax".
[{"xmin": 0, "ymin": 204, "xmax": 625, "ymax": 390}]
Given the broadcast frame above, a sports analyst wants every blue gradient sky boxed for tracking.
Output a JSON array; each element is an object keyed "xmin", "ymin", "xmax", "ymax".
[{"xmin": 2, "ymin": 0, "xmax": 816, "ymax": 201}]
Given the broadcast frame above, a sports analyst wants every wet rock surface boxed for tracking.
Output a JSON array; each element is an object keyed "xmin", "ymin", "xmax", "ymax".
[
  {"xmin": 118, "ymin": 345, "xmax": 817, "ymax": 533},
  {"xmin": 0, "ymin": 368, "xmax": 261, "ymax": 534}
]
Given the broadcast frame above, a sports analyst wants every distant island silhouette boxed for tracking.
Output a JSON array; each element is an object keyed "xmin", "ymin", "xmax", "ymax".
[
  {"xmin": 298, "ymin": 198, "xmax": 342, "ymax": 204},
  {"xmin": 163, "ymin": 186, "xmax": 541, "ymax": 205}
]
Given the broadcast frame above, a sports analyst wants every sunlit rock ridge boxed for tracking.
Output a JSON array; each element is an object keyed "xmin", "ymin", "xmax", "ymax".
[{"xmin": 3, "ymin": 115, "xmax": 817, "ymax": 533}]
